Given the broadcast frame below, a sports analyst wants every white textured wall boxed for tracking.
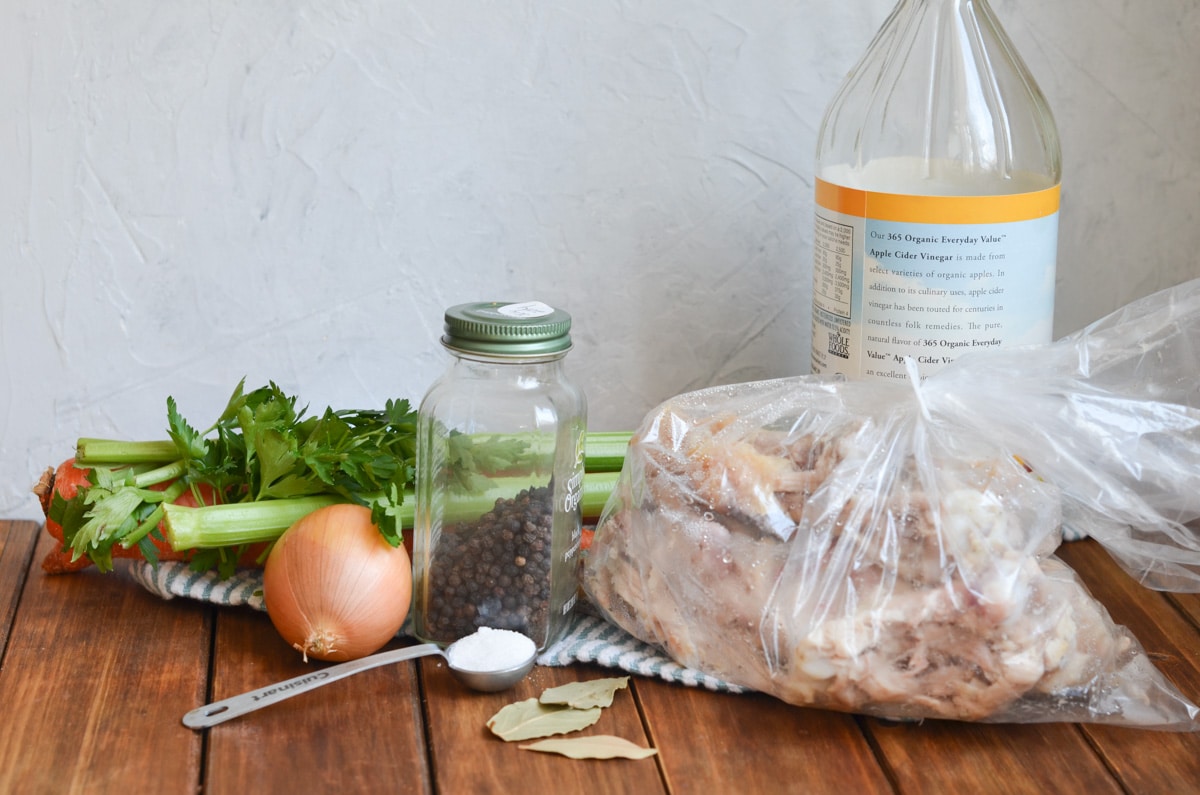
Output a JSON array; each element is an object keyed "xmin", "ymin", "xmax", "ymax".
[{"xmin": 3, "ymin": 0, "xmax": 1199, "ymax": 520}]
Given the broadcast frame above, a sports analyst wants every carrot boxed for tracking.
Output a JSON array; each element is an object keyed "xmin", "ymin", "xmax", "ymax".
[
  {"xmin": 35, "ymin": 460, "xmax": 94, "ymax": 573},
  {"xmin": 33, "ymin": 458, "xmax": 266, "ymax": 575}
]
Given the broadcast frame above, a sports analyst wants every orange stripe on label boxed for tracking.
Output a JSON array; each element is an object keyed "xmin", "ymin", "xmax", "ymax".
[{"xmin": 816, "ymin": 179, "xmax": 1060, "ymax": 224}]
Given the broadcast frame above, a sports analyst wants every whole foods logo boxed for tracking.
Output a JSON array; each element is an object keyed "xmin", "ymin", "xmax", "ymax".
[{"xmin": 828, "ymin": 332, "xmax": 850, "ymax": 359}]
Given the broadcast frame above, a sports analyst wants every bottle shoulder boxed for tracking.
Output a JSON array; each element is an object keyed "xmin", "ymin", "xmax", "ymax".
[{"xmin": 816, "ymin": 0, "xmax": 1061, "ymax": 186}]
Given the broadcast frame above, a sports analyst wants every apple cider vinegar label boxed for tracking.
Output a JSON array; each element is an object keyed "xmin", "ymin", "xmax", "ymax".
[{"xmin": 810, "ymin": 177, "xmax": 1060, "ymax": 381}]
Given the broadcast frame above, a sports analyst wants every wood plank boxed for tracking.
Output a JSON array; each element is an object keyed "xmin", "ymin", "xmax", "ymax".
[
  {"xmin": 865, "ymin": 717, "xmax": 1121, "ymax": 794},
  {"xmin": 5, "ymin": 515, "xmax": 1198, "ymax": 793},
  {"xmin": 201, "ymin": 607, "xmax": 433, "ymax": 795},
  {"xmin": 0, "ymin": 530, "xmax": 210, "ymax": 795},
  {"xmin": 1169, "ymin": 591, "xmax": 1200, "ymax": 631},
  {"xmin": 421, "ymin": 659, "xmax": 666, "ymax": 794},
  {"xmin": 0, "ymin": 520, "xmax": 39, "ymax": 654},
  {"xmin": 1057, "ymin": 540, "xmax": 1200, "ymax": 795},
  {"xmin": 634, "ymin": 676, "xmax": 894, "ymax": 794}
]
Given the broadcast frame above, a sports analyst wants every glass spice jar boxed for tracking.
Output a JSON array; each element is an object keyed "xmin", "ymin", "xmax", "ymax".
[{"xmin": 412, "ymin": 301, "xmax": 587, "ymax": 652}]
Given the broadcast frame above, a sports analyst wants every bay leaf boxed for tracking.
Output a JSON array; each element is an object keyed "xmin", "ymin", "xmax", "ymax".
[
  {"xmin": 538, "ymin": 676, "xmax": 630, "ymax": 709},
  {"xmin": 518, "ymin": 735, "xmax": 658, "ymax": 760},
  {"xmin": 487, "ymin": 698, "xmax": 603, "ymax": 742}
]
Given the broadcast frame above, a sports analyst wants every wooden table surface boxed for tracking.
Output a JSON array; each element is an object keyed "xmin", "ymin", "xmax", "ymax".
[{"xmin": 2, "ymin": 517, "xmax": 1199, "ymax": 794}]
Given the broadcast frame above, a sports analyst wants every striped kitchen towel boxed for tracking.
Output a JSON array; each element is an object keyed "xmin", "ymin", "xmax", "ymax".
[
  {"xmin": 537, "ymin": 611, "xmax": 748, "ymax": 693},
  {"xmin": 131, "ymin": 559, "xmax": 265, "ymax": 610},
  {"xmin": 129, "ymin": 561, "xmax": 746, "ymax": 694}
]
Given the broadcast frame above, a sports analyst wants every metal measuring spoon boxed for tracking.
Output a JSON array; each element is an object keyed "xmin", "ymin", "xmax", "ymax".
[{"xmin": 182, "ymin": 639, "xmax": 537, "ymax": 729}]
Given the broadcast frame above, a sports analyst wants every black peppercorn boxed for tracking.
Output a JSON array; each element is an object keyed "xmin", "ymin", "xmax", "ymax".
[{"xmin": 423, "ymin": 484, "xmax": 555, "ymax": 640}]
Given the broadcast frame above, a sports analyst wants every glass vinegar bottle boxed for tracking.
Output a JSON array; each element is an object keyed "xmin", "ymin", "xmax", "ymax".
[
  {"xmin": 810, "ymin": 0, "xmax": 1062, "ymax": 381},
  {"xmin": 412, "ymin": 301, "xmax": 587, "ymax": 653}
]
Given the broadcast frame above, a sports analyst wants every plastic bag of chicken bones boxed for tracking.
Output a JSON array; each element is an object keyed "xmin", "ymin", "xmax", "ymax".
[{"xmin": 583, "ymin": 279, "xmax": 1200, "ymax": 729}]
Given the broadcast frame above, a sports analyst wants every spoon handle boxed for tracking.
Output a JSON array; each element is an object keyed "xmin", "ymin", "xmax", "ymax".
[{"xmin": 183, "ymin": 643, "xmax": 444, "ymax": 729}]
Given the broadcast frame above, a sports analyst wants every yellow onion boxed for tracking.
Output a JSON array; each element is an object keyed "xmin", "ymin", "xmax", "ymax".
[{"xmin": 263, "ymin": 503, "xmax": 413, "ymax": 662}]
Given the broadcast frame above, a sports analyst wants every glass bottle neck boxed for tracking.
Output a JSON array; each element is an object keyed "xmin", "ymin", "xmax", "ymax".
[
  {"xmin": 818, "ymin": 0, "xmax": 1060, "ymax": 189},
  {"xmin": 901, "ymin": 0, "xmax": 990, "ymax": 9}
]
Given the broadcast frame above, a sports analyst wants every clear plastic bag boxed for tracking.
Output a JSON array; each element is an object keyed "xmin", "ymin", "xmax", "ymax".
[{"xmin": 583, "ymin": 279, "xmax": 1200, "ymax": 728}]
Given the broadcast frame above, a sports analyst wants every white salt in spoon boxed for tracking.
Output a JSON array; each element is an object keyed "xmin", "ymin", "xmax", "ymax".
[{"xmin": 183, "ymin": 630, "xmax": 537, "ymax": 729}]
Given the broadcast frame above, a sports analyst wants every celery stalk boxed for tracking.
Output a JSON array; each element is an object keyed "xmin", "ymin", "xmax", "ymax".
[
  {"xmin": 119, "ymin": 478, "xmax": 190, "ymax": 549},
  {"xmin": 164, "ymin": 496, "xmax": 341, "ymax": 551},
  {"xmin": 584, "ymin": 431, "xmax": 633, "ymax": 473},
  {"xmin": 581, "ymin": 470, "xmax": 619, "ymax": 518},
  {"xmin": 75, "ymin": 432, "xmax": 632, "ymax": 472},
  {"xmin": 75, "ymin": 439, "xmax": 179, "ymax": 466},
  {"xmin": 126, "ymin": 460, "xmax": 188, "ymax": 489},
  {"xmin": 161, "ymin": 471, "xmax": 622, "ymax": 551}
]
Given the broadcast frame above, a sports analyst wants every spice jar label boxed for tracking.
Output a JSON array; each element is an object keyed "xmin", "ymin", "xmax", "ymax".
[{"xmin": 498, "ymin": 301, "xmax": 556, "ymax": 319}]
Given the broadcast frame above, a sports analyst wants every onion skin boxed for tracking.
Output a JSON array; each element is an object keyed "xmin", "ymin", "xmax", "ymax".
[{"xmin": 263, "ymin": 504, "xmax": 413, "ymax": 662}]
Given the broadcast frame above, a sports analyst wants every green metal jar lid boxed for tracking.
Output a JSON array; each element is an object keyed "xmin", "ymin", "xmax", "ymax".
[{"xmin": 442, "ymin": 301, "xmax": 573, "ymax": 357}]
